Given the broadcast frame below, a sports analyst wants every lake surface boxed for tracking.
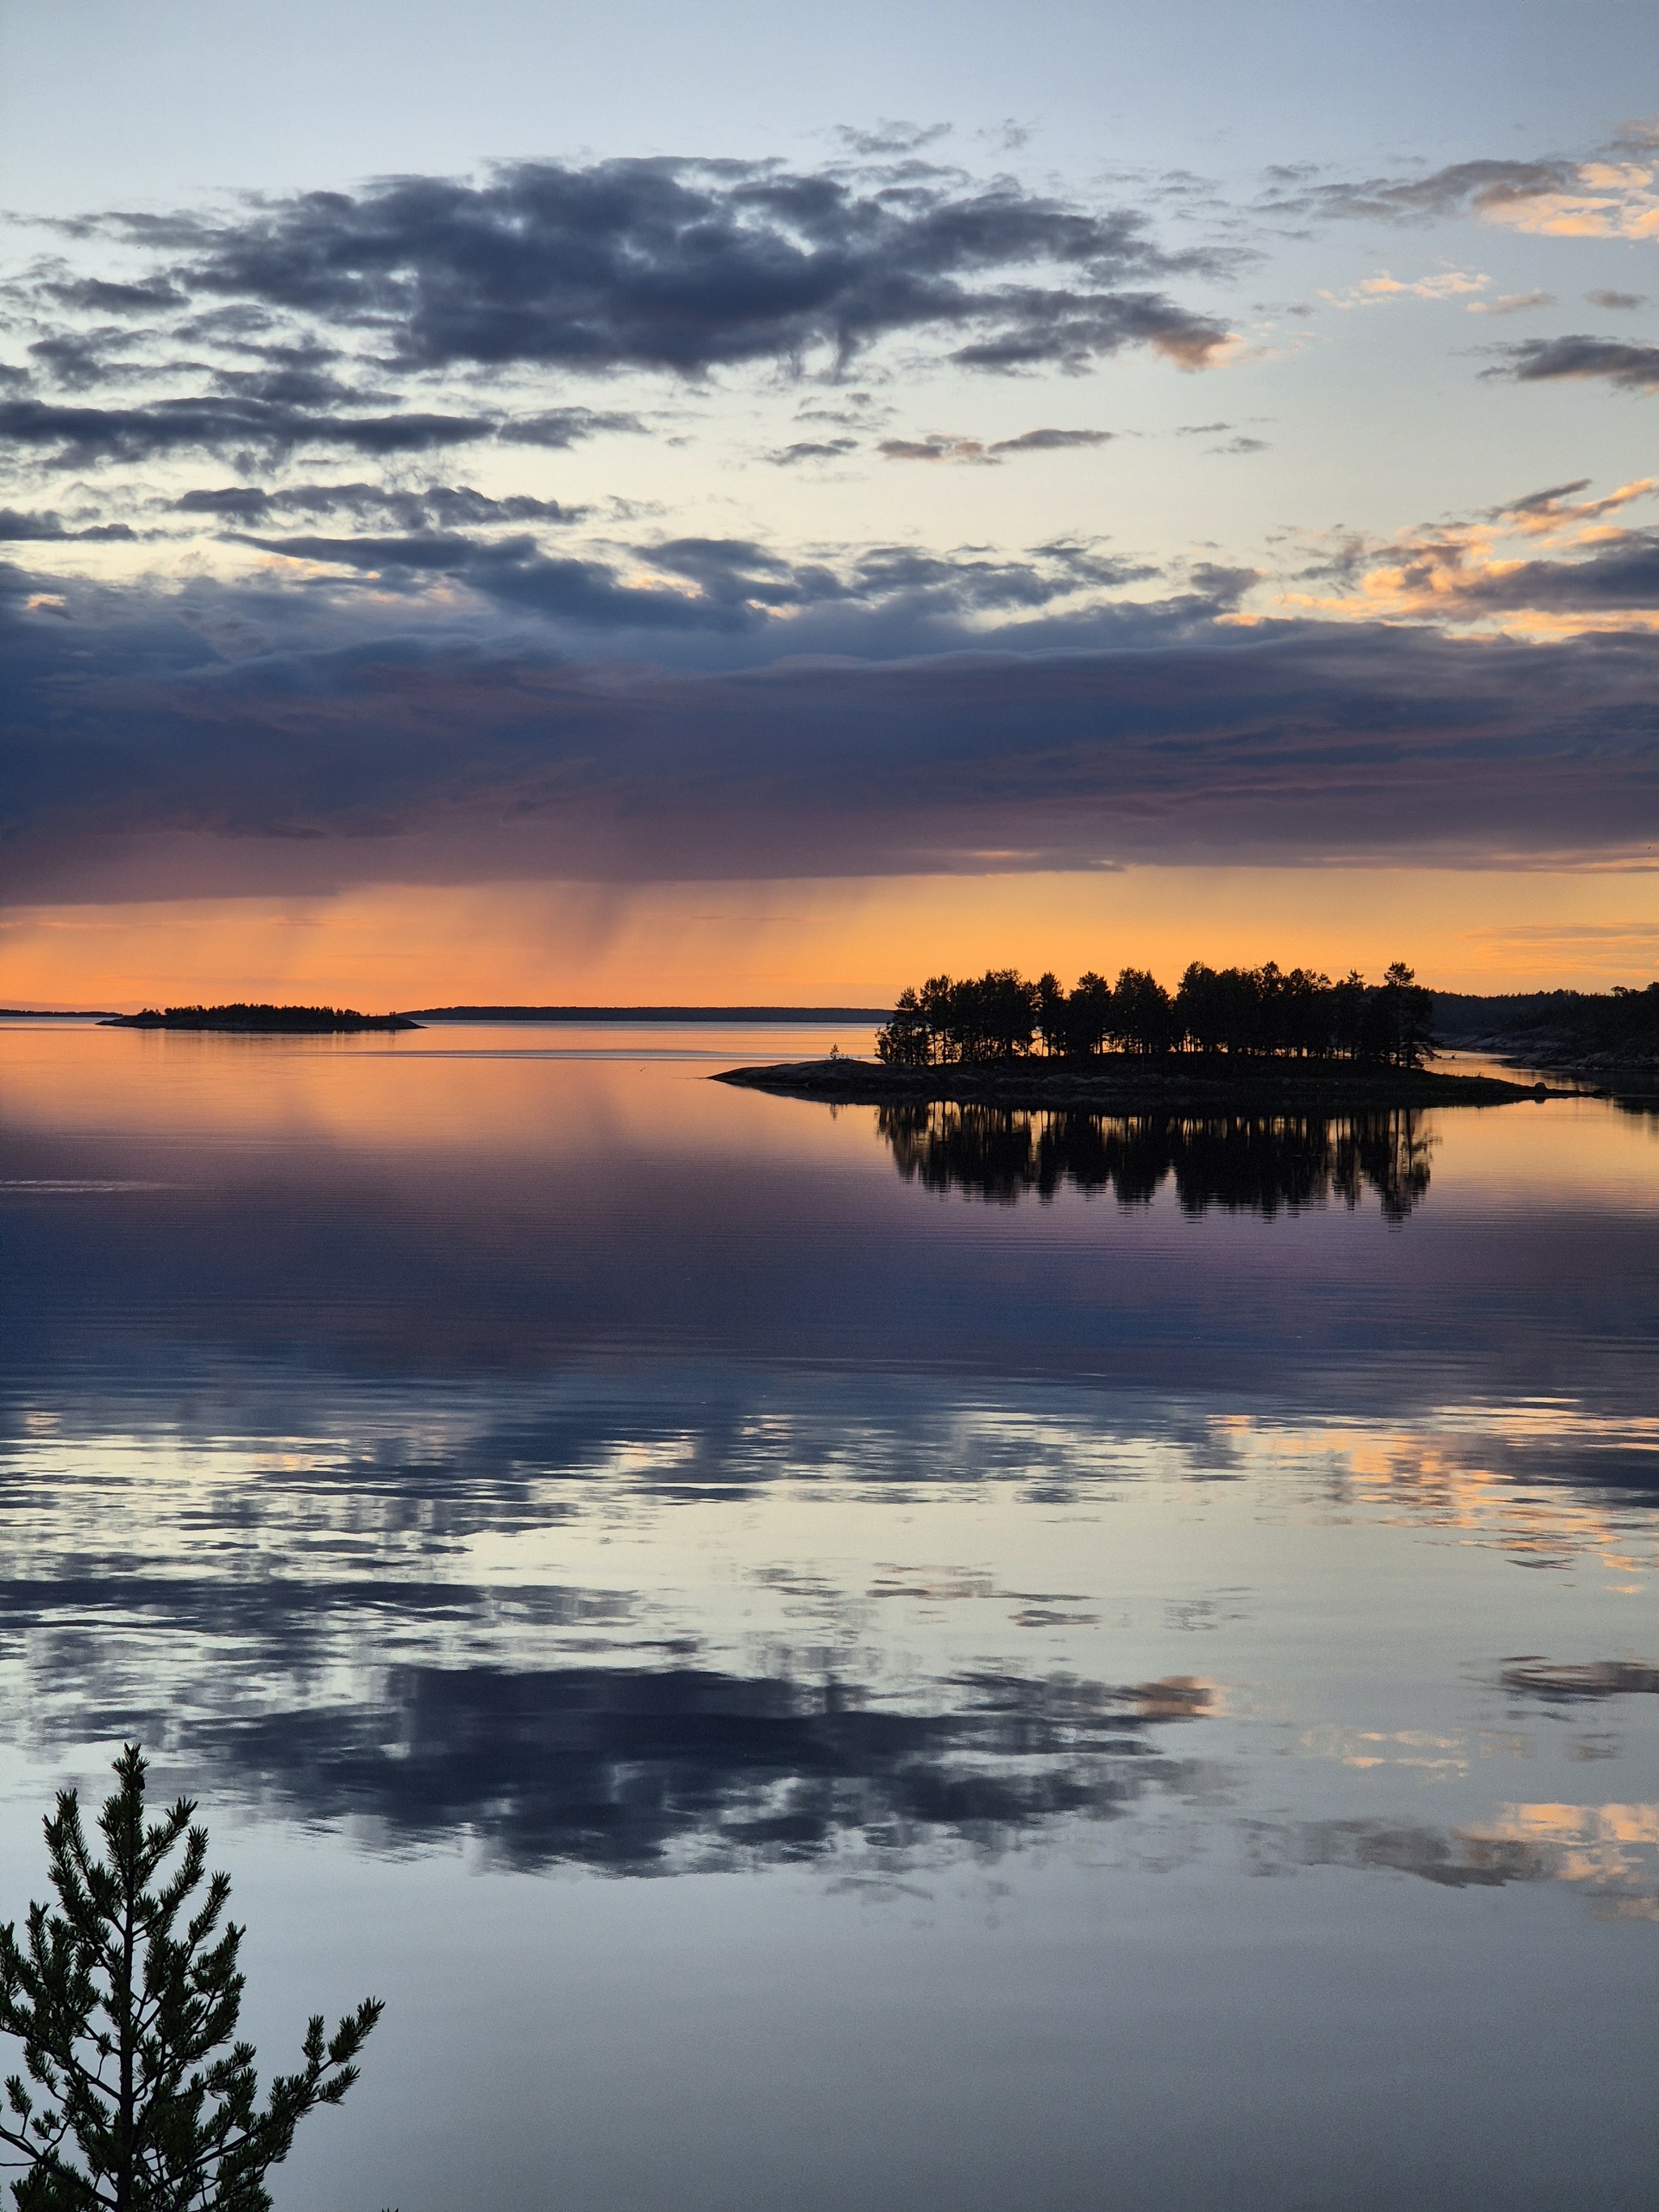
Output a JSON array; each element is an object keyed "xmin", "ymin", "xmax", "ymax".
[{"xmin": 2, "ymin": 1016, "xmax": 1657, "ymax": 2211}]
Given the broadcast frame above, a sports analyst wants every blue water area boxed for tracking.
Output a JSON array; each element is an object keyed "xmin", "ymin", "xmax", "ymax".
[{"xmin": 1, "ymin": 1019, "xmax": 1657, "ymax": 2210}]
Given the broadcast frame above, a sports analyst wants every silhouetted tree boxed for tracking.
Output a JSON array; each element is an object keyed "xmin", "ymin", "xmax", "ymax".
[
  {"xmin": 1066, "ymin": 973, "xmax": 1114, "ymax": 1056},
  {"xmin": 1034, "ymin": 973, "xmax": 1069, "ymax": 1057},
  {"xmin": 878, "ymin": 953, "xmax": 1440, "ymax": 1067},
  {"xmin": 1109, "ymin": 969, "xmax": 1174, "ymax": 1054},
  {"xmin": 0, "ymin": 1745, "xmax": 382, "ymax": 2212}
]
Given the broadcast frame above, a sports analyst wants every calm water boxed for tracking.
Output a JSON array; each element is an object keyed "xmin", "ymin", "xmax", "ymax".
[{"xmin": 2, "ymin": 1017, "xmax": 1657, "ymax": 2210}]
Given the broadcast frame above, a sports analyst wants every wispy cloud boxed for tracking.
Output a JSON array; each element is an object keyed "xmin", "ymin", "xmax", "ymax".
[
  {"xmin": 1467, "ymin": 290, "xmax": 1555, "ymax": 317},
  {"xmin": 1276, "ymin": 475, "xmax": 1659, "ymax": 635},
  {"xmin": 877, "ymin": 427, "xmax": 1112, "ymax": 463},
  {"xmin": 1321, "ymin": 268, "xmax": 1489, "ymax": 309}
]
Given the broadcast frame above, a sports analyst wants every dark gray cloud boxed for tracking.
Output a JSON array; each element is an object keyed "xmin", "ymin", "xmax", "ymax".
[
  {"xmin": 1586, "ymin": 289, "xmax": 1648, "ymax": 312},
  {"xmin": 0, "ymin": 394, "xmax": 642, "ymax": 467},
  {"xmin": 2, "ymin": 555, "xmax": 1657, "ymax": 897},
  {"xmin": 1431, "ymin": 531, "xmax": 1659, "ymax": 615},
  {"xmin": 764, "ymin": 437, "xmax": 860, "ymax": 465},
  {"xmin": 27, "ymin": 328, "xmax": 148, "ymax": 391},
  {"xmin": 1499, "ymin": 478, "xmax": 1592, "ymax": 518},
  {"xmin": 217, "ymin": 526, "xmax": 1160, "ymax": 633},
  {"xmin": 988, "ymin": 426, "xmax": 1112, "ymax": 454},
  {"xmin": 880, "ymin": 426, "xmax": 1112, "ymax": 462},
  {"xmin": 0, "ymin": 394, "xmax": 497, "ymax": 465},
  {"xmin": 176, "ymin": 480, "xmax": 582, "ymax": 528},
  {"xmin": 509, "ymin": 406, "xmax": 644, "ymax": 446},
  {"xmin": 41, "ymin": 275, "xmax": 190, "ymax": 314},
  {"xmin": 72, "ymin": 157, "xmax": 1231, "ymax": 377},
  {"xmin": 0, "ymin": 508, "xmax": 134, "ymax": 542},
  {"xmin": 1489, "ymin": 336, "xmax": 1659, "ymax": 392}
]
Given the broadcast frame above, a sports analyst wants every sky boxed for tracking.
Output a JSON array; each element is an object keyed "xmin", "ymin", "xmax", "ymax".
[{"xmin": 2, "ymin": 0, "xmax": 1657, "ymax": 1007}]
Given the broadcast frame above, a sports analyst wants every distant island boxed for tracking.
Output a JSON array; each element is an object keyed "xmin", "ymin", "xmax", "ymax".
[
  {"xmin": 101, "ymin": 1004, "xmax": 421, "ymax": 1034},
  {"xmin": 719, "ymin": 959, "xmax": 1557, "ymax": 1110}
]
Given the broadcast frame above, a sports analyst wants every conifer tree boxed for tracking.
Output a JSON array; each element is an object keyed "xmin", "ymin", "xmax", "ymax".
[{"xmin": 0, "ymin": 1745, "xmax": 382, "ymax": 2211}]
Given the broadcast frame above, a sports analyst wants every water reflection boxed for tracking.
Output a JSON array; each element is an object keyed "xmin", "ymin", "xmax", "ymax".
[
  {"xmin": 182, "ymin": 1664, "xmax": 1213, "ymax": 1873},
  {"xmin": 3, "ymin": 1025, "xmax": 1659, "ymax": 2212},
  {"xmin": 879, "ymin": 1102, "xmax": 1434, "ymax": 1218}
]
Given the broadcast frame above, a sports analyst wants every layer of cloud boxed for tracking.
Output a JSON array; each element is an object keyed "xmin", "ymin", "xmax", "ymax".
[{"xmin": 3, "ymin": 556, "xmax": 1657, "ymax": 900}]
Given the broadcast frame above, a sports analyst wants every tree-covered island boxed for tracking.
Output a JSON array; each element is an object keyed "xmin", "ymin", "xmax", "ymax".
[
  {"xmin": 719, "ymin": 960, "xmax": 1555, "ymax": 1110},
  {"xmin": 101, "ymin": 1004, "xmax": 420, "ymax": 1034}
]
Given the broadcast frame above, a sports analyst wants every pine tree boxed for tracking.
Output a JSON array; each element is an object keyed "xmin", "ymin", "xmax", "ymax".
[{"xmin": 0, "ymin": 1745, "xmax": 383, "ymax": 2211}]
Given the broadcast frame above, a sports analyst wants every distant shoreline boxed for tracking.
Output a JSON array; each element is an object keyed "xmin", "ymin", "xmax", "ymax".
[
  {"xmin": 407, "ymin": 1005, "xmax": 892, "ymax": 1022},
  {"xmin": 715, "ymin": 1056, "xmax": 1555, "ymax": 1110}
]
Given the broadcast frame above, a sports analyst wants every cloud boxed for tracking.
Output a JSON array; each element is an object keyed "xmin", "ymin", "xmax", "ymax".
[
  {"xmin": 1586, "ymin": 289, "xmax": 1648, "ymax": 311},
  {"xmin": 1210, "ymin": 435, "xmax": 1267, "ymax": 454},
  {"xmin": 0, "ymin": 394, "xmax": 497, "ymax": 465},
  {"xmin": 1279, "ymin": 477, "xmax": 1659, "ymax": 631},
  {"xmin": 220, "ymin": 525, "xmax": 1162, "ymax": 633},
  {"xmin": 881, "ymin": 434, "xmax": 996, "ymax": 463},
  {"xmin": 41, "ymin": 275, "xmax": 190, "ymax": 314},
  {"xmin": 176, "ymin": 480, "xmax": 583, "ymax": 528},
  {"xmin": 763, "ymin": 437, "xmax": 860, "ymax": 465},
  {"xmin": 1466, "ymin": 290, "xmax": 1555, "ymax": 317},
  {"xmin": 61, "ymin": 157, "xmax": 1233, "ymax": 379},
  {"xmin": 1491, "ymin": 477, "xmax": 1655, "ymax": 531},
  {"xmin": 1489, "ymin": 337, "xmax": 1659, "ymax": 391},
  {"xmin": 4, "ymin": 559, "xmax": 1658, "ymax": 899},
  {"xmin": 1265, "ymin": 132, "xmax": 1659, "ymax": 250},
  {"xmin": 509, "ymin": 406, "xmax": 644, "ymax": 447},
  {"xmin": 1321, "ymin": 268, "xmax": 1488, "ymax": 308},
  {"xmin": 879, "ymin": 426, "xmax": 1111, "ymax": 463},
  {"xmin": 833, "ymin": 120, "xmax": 953, "ymax": 157},
  {"xmin": 989, "ymin": 426, "xmax": 1113, "ymax": 454},
  {"xmin": 0, "ymin": 508, "xmax": 135, "ymax": 543},
  {"xmin": 1263, "ymin": 159, "xmax": 1578, "ymax": 226}
]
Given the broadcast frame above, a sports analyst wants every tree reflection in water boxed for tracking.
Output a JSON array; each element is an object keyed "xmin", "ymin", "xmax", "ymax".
[{"xmin": 877, "ymin": 1104, "xmax": 1433, "ymax": 1220}]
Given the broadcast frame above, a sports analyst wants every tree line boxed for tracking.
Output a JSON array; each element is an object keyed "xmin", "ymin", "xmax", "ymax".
[{"xmin": 876, "ymin": 960, "xmax": 1435, "ymax": 1068}]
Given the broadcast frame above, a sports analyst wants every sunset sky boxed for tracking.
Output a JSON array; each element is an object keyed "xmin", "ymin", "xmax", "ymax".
[{"xmin": 2, "ymin": 0, "xmax": 1657, "ymax": 1008}]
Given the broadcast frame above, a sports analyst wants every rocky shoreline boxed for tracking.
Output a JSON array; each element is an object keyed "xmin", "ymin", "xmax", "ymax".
[{"xmin": 715, "ymin": 1055, "xmax": 1555, "ymax": 1111}]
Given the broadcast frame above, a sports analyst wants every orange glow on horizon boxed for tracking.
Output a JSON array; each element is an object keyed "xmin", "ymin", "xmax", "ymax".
[{"xmin": 3, "ymin": 867, "xmax": 1658, "ymax": 1012}]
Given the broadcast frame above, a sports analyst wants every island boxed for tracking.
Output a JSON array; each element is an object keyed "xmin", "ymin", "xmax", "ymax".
[
  {"xmin": 715, "ymin": 957, "xmax": 1567, "ymax": 1110},
  {"xmin": 100, "ymin": 1004, "xmax": 421, "ymax": 1034},
  {"xmin": 715, "ymin": 1055, "xmax": 1548, "ymax": 1110}
]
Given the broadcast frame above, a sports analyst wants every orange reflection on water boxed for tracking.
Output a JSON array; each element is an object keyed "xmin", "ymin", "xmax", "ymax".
[
  {"xmin": 1457, "ymin": 1802, "xmax": 1659, "ymax": 1919},
  {"xmin": 0, "ymin": 1019, "xmax": 882, "ymax": 1163},
  {"xmin": 1211, "ymin": 1404, "xmax": 1659, "ymax": 1579}
]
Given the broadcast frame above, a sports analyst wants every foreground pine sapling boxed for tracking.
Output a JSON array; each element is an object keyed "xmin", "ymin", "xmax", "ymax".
[{"xmin": 0, "ymin": 1744, "xmax": 383, "ymax": 2210}]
